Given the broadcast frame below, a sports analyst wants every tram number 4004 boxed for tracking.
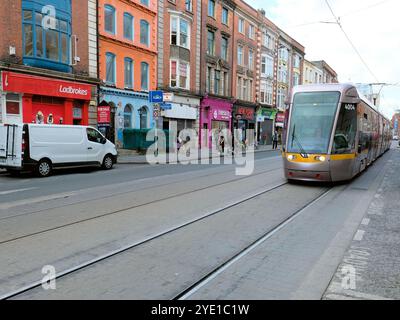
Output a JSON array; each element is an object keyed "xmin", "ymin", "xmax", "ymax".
[{"xmin": 344, "ymin": 103, "xmax": 356, "ymax": 111}]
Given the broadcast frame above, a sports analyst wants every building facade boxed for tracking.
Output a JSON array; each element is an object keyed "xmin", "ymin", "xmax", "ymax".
[
  {"xmin": 157, "ymin": 0, "xmax": 201, "ymax": 143},
  {"xmin": 98, "ymin": 0, "xmax": 157, "ymax": 147},
  {"xmin": 303, "ymin": 59, "xmax": 324, "ymax": 84},
  {"xmin": 199, "ymin": 0, "xmax": 236, "ymax": 148},
  {"xmin": 275, "ymin": 30, "xmax": 304, "ymax": 135},
  {"xmin": 255, "ymin": 10, "xmax": 279, "ymax": 145},
  {"xmin": 311, "ymin": 60, "xmax": 338, "ymax": 84},
  {"xmin": 0, "ymin": 0, "xmax": 98, "ymax": 126},
  {"xmin": 230, "ymin": 0, "xmax": 259, "ymax": 146}
]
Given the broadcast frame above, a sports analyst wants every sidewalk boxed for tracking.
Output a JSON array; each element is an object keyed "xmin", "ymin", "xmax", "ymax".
[
  {"xmin": 324, "ymin": 146, "xmax": 400, "ymax": 300},
  {"xmin": 117, "ymin": 144, "xmax": 281, "ymax": 164}
]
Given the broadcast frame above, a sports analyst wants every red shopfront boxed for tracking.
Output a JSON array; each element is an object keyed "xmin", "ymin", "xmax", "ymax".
[{"xmin": 2, "ymin": 71, "xmax": 92, "ymax": 125}]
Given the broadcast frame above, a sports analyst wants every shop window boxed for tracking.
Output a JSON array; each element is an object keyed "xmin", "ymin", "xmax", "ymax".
[
  {"xmin": 124, "ymin": 105, "xmax": 133, "ymax": 128},
  {"xmin": 6, "ymin": 94, "xmax": 20, "ymax": 115},
  {"xmin": 139, "ymin": 107, "xmax": 148, "ymax": 129},
  {"xmin": 22, "ymin": 0, "xmax": 71, "ymax": 72}
]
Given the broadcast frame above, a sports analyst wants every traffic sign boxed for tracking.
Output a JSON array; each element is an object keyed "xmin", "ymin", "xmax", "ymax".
[
  {"xmin": 149, "ymin": 91, "xmax": 163, "ymax": 103},
  {"xmin": 163, "ymin": 92, "xmax": 174, "ymax": 102},
  {"xmin": 160, "ymin": 103, "xmax": 172, "ymax": 110}
]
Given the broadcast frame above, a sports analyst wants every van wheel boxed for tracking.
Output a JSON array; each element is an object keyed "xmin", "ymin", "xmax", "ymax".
[
  {"xmin": 36, "ymin": 159, "xmax": 52, "ymax": 177},
  {"xmin": 102, "ymin": 154, "xmax": 114, "ymax": 170}
]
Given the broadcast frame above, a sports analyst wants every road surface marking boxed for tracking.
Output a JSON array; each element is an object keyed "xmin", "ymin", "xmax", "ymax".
[
  {"xmin": 0, "ymin": 188, "xmax": 36, "ymax": 196},
  {"xmin": 353, "ymin": 230, "xmax": 365, "ymax": 241},
  {"xmin": 361, "ymin": 218, "xmax": 370, "ymax": 226}
]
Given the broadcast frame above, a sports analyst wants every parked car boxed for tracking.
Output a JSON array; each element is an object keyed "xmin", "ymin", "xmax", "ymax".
[
  {"xmin": 0, "ymin": 124, "xmax": 117, "ymax": 177},
  {"xmin": 393, "ymin": 135, "xmax": 399, "ymax": 141}
]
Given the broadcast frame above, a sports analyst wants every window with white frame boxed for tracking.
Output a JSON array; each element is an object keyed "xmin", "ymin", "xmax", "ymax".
[
  {"xmin": 238, "ymin": 18, "xmax": 244, "ymax": 33},
  {"xmin": 237, "ymin": 45, "xmax": 243, "ymax": 66},
  {"xmin": 221, "ymin": 37, "xmax": 228, "ymax": 61},
  {"xmin": 279, "ymin": 47, "xmax": 289, "ymax": 62},
  {"xmin": 277, "ymin": 88, "xmax": 285, "ymax": 109},
  {"xmin": 170, "ymin": 16, "xmax": 190, "ymax": 49},
  {"xmin": 237, "ymin": 76, "xmax": 242, "ymax": 99},
  {"xmin": 278, "ymin": 66, "xmax": 288, "ymax": 83},
  {"xmin": 222, "ymin": 7, "xmax": 229, "ymax": 25},
  {"xmin": 242, "ymin": 79, "xmax": 248, "ymax": 101},
  {"xmin": 263, "ymin": 31, "xmax": 270, "ymax": 48},
  {"xmin": 248, "ymin": 80, "xmax": 253, "ymax": 101},
  {"xmin": 260, "ymin": 80, "xmax": 273, "ymax": 105},
  {"xmin": 248, "ymin": 24, "xmax": 255, "ymax": 39},
  {"xmin": 248, "ymin": 49, "xmax": 254, "ymax": 70},
  {"xmin": 293, "ymin": 55, "xmax": 301, "ymax": 69},
  {"xmin": 208, "ymin": 0, "xmax": 215, "ymax": 17},
  {"xmin": 293, "ymin": 72, "xmax": 300, "ymax": 87},
  {"xmin": 170, "ymin": 59, "xmax": 190, "ymax": 89},
  {"xmin": 185, "ymin": 0, "xmax": 192, "ymax": 12}
]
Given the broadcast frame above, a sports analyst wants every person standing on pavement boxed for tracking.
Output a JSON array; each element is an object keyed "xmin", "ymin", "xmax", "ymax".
[
  {"xmin": 219, "ymin": 135, "xmax": 225, "ymax": 154},
  {"xmin": 272, "ymin": 130, "xmax": 279, "ymax": 150}
]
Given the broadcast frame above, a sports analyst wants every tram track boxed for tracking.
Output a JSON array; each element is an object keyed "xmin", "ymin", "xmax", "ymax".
[
  {"xmin": 174, "ymin": 187, "xmax": 333, "ymax": 300},
  {"xmin": 0, "ymin": 165, "xmax": 283, "ymax": 245},
  {"xmin": 0, "ymin": 157, "xmax": 282, "ymax": 219},
  {"xmin": 1, "ymin": 181, "xmax": 290, "ymax": 300}
]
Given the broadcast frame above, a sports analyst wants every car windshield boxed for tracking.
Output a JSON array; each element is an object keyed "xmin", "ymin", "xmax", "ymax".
[{"xmin": 287, "ymin": 91, "xmax": 340, "ymax": 154}]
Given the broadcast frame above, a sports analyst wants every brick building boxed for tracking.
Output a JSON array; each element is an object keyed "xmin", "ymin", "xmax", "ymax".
[
  {"xmin": 198, "ymin": 0, "xmax": 236, "ymax": 148},
  {"xmin": 231, "ymin": 0, "xmax": 259, "ymax": 144},
  {"xmin": 0, "ymin": 0, "xmax": 99, "ymax": 126},
  {"xmin": 256, "ymin": 9, "xmax": 279, "ymax": 145},
  {"xmin": 157, "ymin": 0, "xmax": 201, "ymax": 142},
  {"xmin": 391, "ymin": 113, "xmax": 400, "ymax": 138},
  {"xmin": 98, "ymin": 0, "xmax": 157, "ymax": 147},
  {"xmin": 274, "ymin": 29, "xmax": 305, "ymax": 136}
]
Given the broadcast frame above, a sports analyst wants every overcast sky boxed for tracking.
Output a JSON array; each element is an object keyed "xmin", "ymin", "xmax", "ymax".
[{"xmin": 247, "ymin": 0, "xmax": 399, "ymax": 118}]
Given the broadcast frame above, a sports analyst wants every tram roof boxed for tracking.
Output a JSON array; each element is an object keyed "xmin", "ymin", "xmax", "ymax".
[{"xmin": 291, "ymin": 83, "xmax": 390, "ymax": 121}]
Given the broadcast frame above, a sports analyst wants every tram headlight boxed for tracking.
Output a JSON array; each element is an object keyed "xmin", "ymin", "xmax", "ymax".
[
  {"xmin": 287, "ymin": 155, "xmax": 296, "ymax": 161},
  {"xmin": 315, "ymin": 156, "xmax": 326, "ymax": 162}
]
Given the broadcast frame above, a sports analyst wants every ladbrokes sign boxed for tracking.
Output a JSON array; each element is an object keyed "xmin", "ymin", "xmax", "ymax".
[{"xmin": 2, "ymin": 71, "xmax": 92, "ymax": 100}]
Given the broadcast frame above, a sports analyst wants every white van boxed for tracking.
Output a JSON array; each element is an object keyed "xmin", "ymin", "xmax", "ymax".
[{"xmin": 0, "ymin": 124, "xmax": 117, "ymax": 177}]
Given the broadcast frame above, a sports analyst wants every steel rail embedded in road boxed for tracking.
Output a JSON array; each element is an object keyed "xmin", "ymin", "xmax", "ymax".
[
  {"xmin": 1, "ymin": 181, "xmax": 288, "ymax": 300},
  {"xmin": 174, "ymin": 187, "xmax": 334, "ymax": 300},
  {"xmin": 0, "ymin": 166, "xmax": 282, "ymax": 245}
]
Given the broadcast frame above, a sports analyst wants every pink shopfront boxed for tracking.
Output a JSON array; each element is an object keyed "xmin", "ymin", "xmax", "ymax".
[{"xmin": 199, "ymin": 97, "xmax": 233, "ymax": 148}]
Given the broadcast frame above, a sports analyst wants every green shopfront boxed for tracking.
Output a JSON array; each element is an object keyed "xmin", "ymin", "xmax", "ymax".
[{"xmin": 256, "ymin": 107, "xmax": 277, "ymax": 145}]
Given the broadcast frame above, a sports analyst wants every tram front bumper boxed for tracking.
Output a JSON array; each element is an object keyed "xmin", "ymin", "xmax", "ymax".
[
  {"xmin": 284, "ymin": 169, "xmax": 331, "ymax": 182},
  {"xmin": 283, "ymin": 157, "xmax": 331, "ymax": 182}
]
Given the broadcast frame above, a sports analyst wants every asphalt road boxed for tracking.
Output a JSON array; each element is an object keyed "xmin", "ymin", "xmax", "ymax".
[{"xmin": 0, "ymin": 148, "xmax": 397, "ymax": 300}]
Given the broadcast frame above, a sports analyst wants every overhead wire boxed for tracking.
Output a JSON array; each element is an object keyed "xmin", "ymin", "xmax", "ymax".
[{"xmin": 324, "ymin": 0, "xmax": 380, "ymax": 83}]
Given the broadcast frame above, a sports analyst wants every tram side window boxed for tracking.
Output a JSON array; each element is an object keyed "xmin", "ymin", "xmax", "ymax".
[{"xmin": 333, "ymin": 103, "xmax": 357, "ymax": 154}]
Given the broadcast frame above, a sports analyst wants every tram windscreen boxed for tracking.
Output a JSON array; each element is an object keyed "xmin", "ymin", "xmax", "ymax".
[{"xmin": 287, "ymin": 91, "xmax": 340, "ymax": 154}]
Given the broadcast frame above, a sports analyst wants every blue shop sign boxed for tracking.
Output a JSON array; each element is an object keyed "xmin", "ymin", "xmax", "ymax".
[{"xmin": 149, "ymin": 91, "xmax": 164, "ymax": 103}]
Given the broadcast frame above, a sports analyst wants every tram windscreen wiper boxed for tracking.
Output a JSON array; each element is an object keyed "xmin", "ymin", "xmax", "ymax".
[{"xmin": 291, "ymin": 125, "xmax": 309, "ymax": 158}]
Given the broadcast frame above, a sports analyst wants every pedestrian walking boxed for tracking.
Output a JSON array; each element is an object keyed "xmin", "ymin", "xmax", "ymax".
[
  {"xmin": 272, "ymin": 130, "xmax": 279, "ymax": 150},
  {"xmin": 219, "ymin": 135, "xmax": 225, "ymax": 154}
]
